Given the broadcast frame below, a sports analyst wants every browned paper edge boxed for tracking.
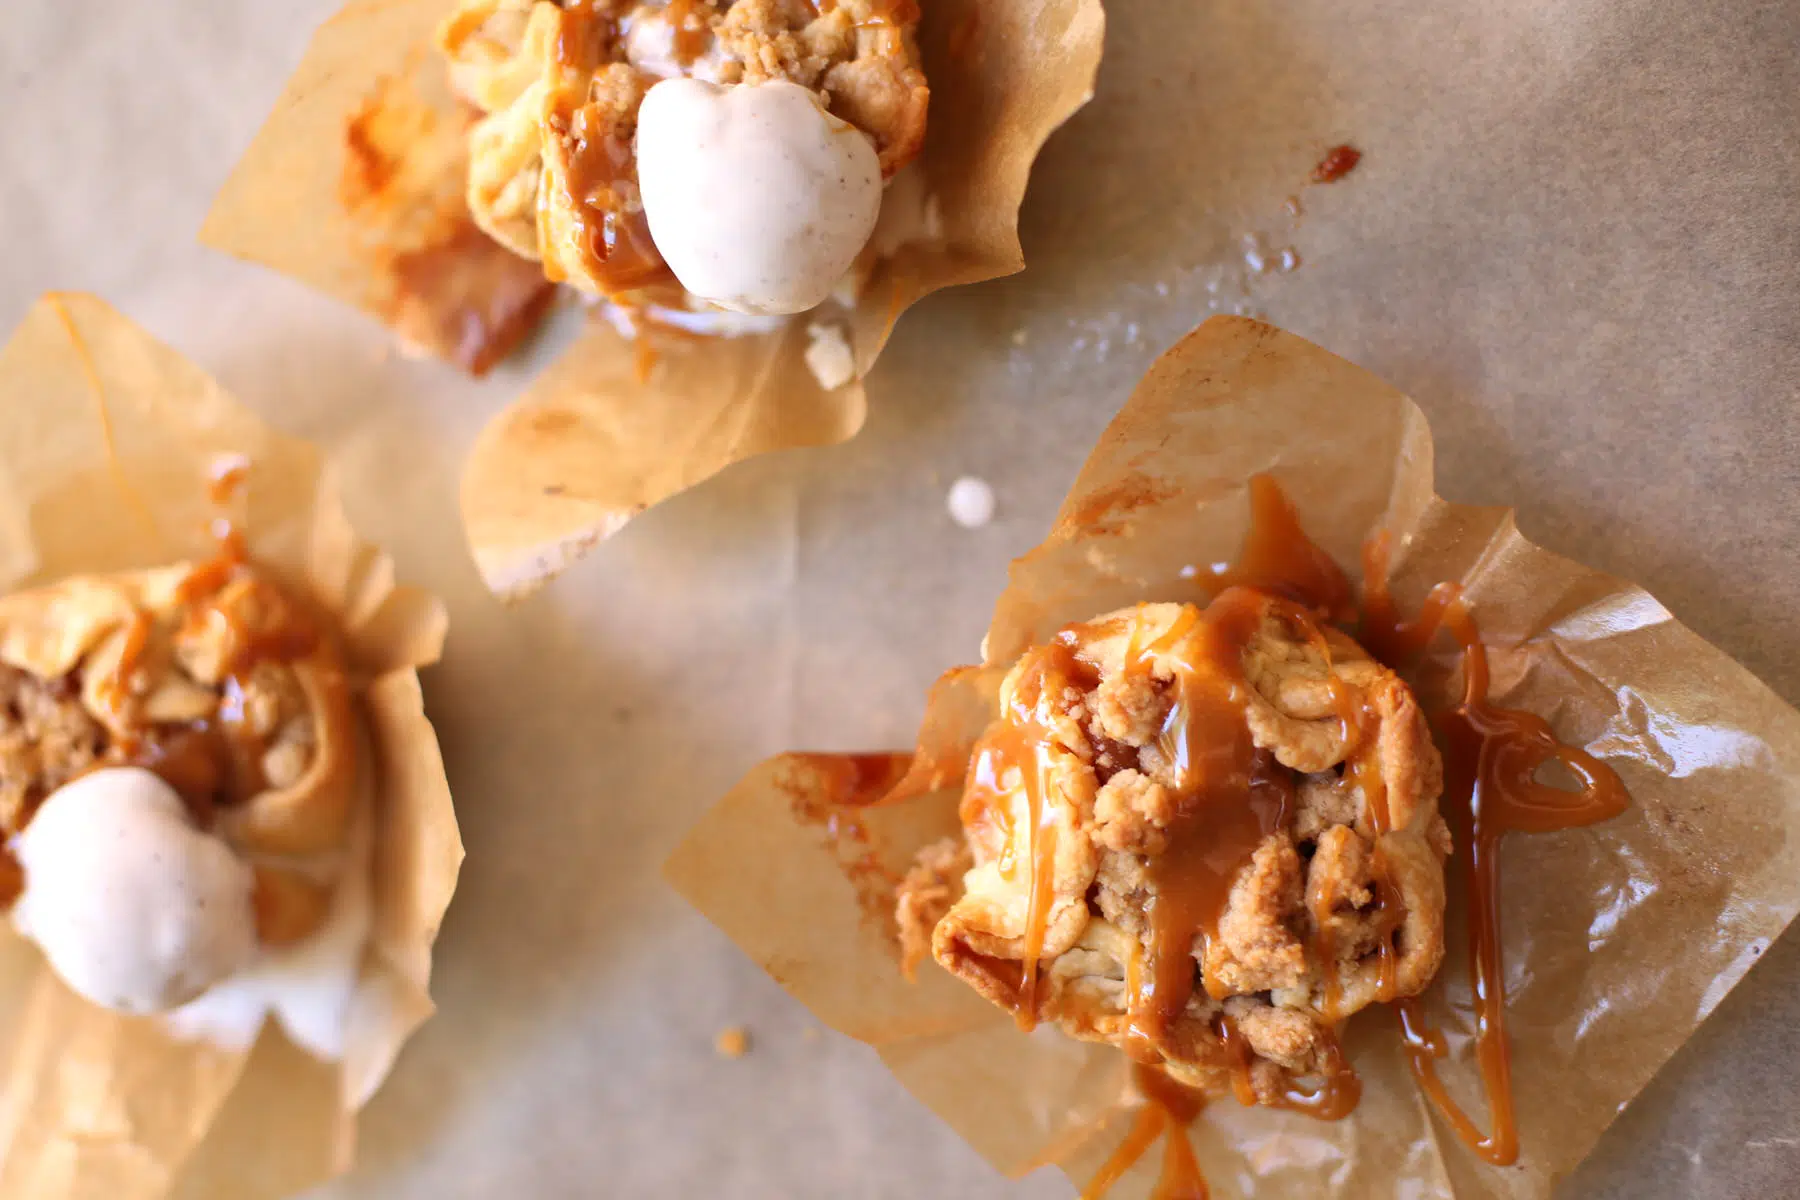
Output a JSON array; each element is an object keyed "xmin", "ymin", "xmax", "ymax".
[
  {"xmin": 668, "ymin": 316, "xmax": 1800, "ymax": 1198},
  {"xmin": 0, "ymin": 293, "xmax": 463, "ymax": 1200}
]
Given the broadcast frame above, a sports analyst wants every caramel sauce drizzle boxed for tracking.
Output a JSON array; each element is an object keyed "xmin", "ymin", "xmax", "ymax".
[
  {"xmin": 1124, "ymin": 592, "xmax": 1298, "ymax": 1049},
  {"xmin": 960, "ymin": 640, "xmax": 1091, "ymax": 1027},
  {"xmin": 1204, "ymin": 473, "xmax": 1354, "ymax": 621},
  {"xmin": 1080, "ymin": 1063, "xmax": 1211, "ymax": 1200},
  {"xmin": 91, "ymin": 456, "xmax": 321, "ymax": 814},
  {"xmin": 1360, "ymin": 534, "xmax": 1629, "ymax": 1166},
  {"xmin": 93, "ymin": 610, "xmax": 154, "ymax": 736},
  {"xmin": 1075, "ymin": 477, "xmax": 1630, "ymax": 1196},
  {"xmin": 665, "ymin": 0, "xmax": 712, "ymax": 65},
  {"xmin": 546, "ymin": 2, "xmax": 677, "ymax": 296}
]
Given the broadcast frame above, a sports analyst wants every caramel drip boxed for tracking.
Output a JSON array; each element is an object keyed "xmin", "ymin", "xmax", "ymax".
[
  {"xmin": 94, "ymin": 609, "xmax": 153, "ymax": 737},
  {"xmin": 1263, "ymin": 1038, "xmax": 1363, "ymax": 1120},
  {"xmin": 1217, "ymin": 1012, "xmax": 1362, "ymax": 1119},
  {"xmin": 1080, "ymin": 1104, "xmax": 1165, "ymax": 1200},
  {"xmin": 852, "ymin": 0, "xmax": 920, "ymax": 59},
  {"xmin": 1215, "ymin": 1014, "xmax": 1259, "ymax": 1108},
  {"xmin": 1362, "ymin": 534, "xmax": 1629, "ymax": 1165},
  {"xmin": 122, "ymin": 465, "xmax": 320, "ymax": 811},
  {"xmin": 546, "ymin": 2, "xmax": 676, "ymax": 296},
  {"xmin": 554, "ymin": 0, "xmax": 612, "ymax": 68},
  {"xmin": 1080, "ymin": 477, "xmax": 1362, "ymax": 1200},
  {"xmin": 1081, "ymin": 1064, "xmax": 1211, "ymax": 1200},
  {"xmin": 1207, "ymin": 474, "xmax": 1354, "ymax": 621},
  {"xmin": 0, "ymin": 850, "xmax": 22, "ymax": 910},
  {"xmin": 1323, "ymin": 677, "xmax": 1406, "ymax": 1003},
  {"xmin": 1124, "ymin": 592, "xmax": 1302, "ymax": 1047},
  {"xmin": 961, "ymin": 641, "xmax": 1090, "ymax": 1028},
  {"xmin": 665, "ymin": 0, "xmax": 711, "ymax": 64}
]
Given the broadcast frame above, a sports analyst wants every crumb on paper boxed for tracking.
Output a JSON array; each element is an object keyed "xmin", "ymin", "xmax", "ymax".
[
  {"xmin": 714, "ymin": 1026, "xmax": 751, "ymax": 1059},
  {"xmin": 1011, "ymin": 328, "xmax": 1029, "ymax": 347},
  {"xmin": 804, "ymin": 323, "xmax": 856, "ymax": 391},
  {"xmin": 1285, "ymin": 194, "xmax": 1304, "ymax": 217},
  {"xmin": 1279, "ymin": 248, "xmax": 1301, "ymax": 272},
  {"xmin": 802, "ymin": 1025, "xmax": 822, "ymax": 1043},
  {"xmin": 947, "ymin": 477, "xmax": 996, "ymax": 528}
]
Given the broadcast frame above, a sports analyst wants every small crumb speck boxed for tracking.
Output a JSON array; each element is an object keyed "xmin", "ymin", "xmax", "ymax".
[
  {"xmin": 947, "ymin": 477, "xmax": 996, "ymax": 528},
  {"xmin": 803, "ymin": 323, "xmax": 856, "ymax": 391},
  {"xmin": 1011, "ymin": 328, "xmax": 1029, "ymax": 346},
  {"xmin": 802, "ymin": 1025, "xmax": 822, "ymax": 1043},
  {"xmin": 1278, "ymin": 248, "xmax": 1301, "ymax": 272},
  {"xmin": 714, "ymin": 1027, "xmax": 750, "ymax": 1059}
]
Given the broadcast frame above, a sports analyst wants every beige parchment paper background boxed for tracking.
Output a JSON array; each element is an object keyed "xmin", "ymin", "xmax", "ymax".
[
  {"xmin": 9, "ymin": 0, "xmax": 1800, "ymax": 1194},
  {"xmin": 668, "ymin": 317, "xmax": 1800, "ymax": 1198},
  {"xmin": 200, "ymin": 0, "xmax": 1108, "ymax": 598},
  {"xmin": 0, "ymin": 294, "xmax": 463, "ymax": 1200}
]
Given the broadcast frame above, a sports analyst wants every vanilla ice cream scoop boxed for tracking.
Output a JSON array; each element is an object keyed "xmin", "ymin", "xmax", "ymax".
[
  {"xmin": 13, "ymin": 767, "xmax": 256, "ymax": 1014},
  {"xmin": 635, "ymin": 79, "xmax": 882, "ymax": 316}
]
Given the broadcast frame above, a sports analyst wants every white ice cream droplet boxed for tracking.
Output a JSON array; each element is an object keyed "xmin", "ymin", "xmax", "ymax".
[
  {"xmin": 13, "ymin": 768, "xmax": 256, "ymax": 1014},
  {"xmin": 947, "ymin": 477, "xmax": 997, "ymax": 529},
  {"xmin": 635, "ymin": 79, "xmax": 882, "ymax": 316},
  {"xmin": 162, "ymin": 764, "xmax": 376, "ymax": 1066}
]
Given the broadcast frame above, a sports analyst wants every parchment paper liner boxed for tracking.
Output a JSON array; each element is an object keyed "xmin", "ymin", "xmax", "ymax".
[
  {"xmin": 201, "ymin": 0, "xmax": 1107, "ymax": 599},
  {"xmin": 667, "ymin": 316, "xmax": 1800, "ymax": 1198},
  {"xmin": 0, "ymin": 293, "xmax": 463, "ymax": 1200}
]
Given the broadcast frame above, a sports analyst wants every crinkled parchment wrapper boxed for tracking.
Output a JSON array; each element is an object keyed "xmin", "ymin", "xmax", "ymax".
[
  {"xmin": 667, "ymin": 317, "xmax": 1800, "ymax": 1198},
  {"xmin": 0, "ymin": 293, "xmax": 463, "ymax": 1200},
  {"xmin": 201, "ymin": 0, "xmax": 1107, "ymax": 599}
]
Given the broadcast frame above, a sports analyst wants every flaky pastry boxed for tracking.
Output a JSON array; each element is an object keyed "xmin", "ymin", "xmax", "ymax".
[
  {"xmin": 897, "ymin": 592, "xmax": 1451, "ymax": 1103},
  {"xmin": 0, "ymin": 555, "xmax": 357, "ymax": 948}
]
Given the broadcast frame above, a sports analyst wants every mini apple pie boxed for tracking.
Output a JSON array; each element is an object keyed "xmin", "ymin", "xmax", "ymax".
[
  {"xmin": 0, "ymin": 550, "xmax": 359, "ymax": 1016},
  {"xmin": 439, "ymin": 0, "xmax": 930, "ymax": 341},
  {"xmin": 897, "ymin": 590, "xmax": 1451, "ymax": 1103}
]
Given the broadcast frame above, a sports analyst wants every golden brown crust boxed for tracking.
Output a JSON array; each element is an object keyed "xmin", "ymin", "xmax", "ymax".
[
  {"xmin": 0, "ymin": 560, "xmax": 359, "ymax": 944},
  {"xmin": 901, "ymin": 597, "xmax": 1451, "ymax": 1100}
]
